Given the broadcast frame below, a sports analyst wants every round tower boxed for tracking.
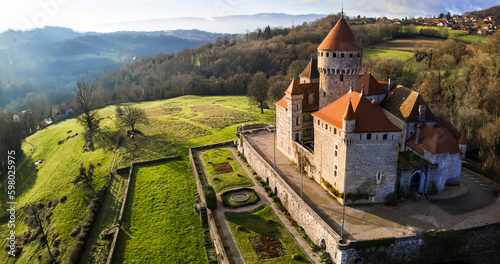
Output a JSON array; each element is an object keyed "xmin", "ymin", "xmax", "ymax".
[{"xmin": 317, "ymin": 17, "xmax": 362, "ymax": 109}]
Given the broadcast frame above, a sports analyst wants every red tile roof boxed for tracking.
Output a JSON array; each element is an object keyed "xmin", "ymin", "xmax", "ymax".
[
  {"xmin": 285, "ymin": 79, "xmax": 301, "ymax": 95},
  {"xmin": 343, "ymin": 99, "xmax": 355, "ymax": 120},
  {"xmin": 312, "ymin": 92, "xmax": 401, "ymax": 132},
  {"xmin": 276, "ymin": 97, "xmax": 287, "ymax": 109},
  {"xmin": 459, "ymin": 131, "xmax": 467, "ymax": 145},
  {"xmin": 406, "ymin": 125, "xmax": 460, "ymax": 154},
  {"xmin": 318, "ymin": 18, "xmax": 362, "ymax": 51},
  {"xmin": 357, "ymin": 74, "xmax": 387, "ymax": 95},
  {"xmin": 277, "ymin": 81, "xmax": 319, "ymax": 112}
]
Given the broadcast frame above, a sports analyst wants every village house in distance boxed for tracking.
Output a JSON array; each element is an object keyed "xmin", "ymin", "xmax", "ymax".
[{"xmin": 275, "ymin": 15, "xmax": 467, "ymax": 203}]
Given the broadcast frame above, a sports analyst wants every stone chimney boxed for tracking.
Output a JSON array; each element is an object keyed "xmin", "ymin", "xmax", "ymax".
[
  {"xmin": 415, "ymin": 124, "xmax": 422, "ymax": 145},
  {"xmin": 419, "ymin": 105, "xmax": 426, "ymax": 123},
  {"xmin": 388, "ymin": 78, "xmax": 397, "ymax": 92}
]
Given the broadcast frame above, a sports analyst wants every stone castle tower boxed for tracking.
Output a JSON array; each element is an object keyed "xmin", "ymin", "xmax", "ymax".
[{"xmin": 317, "ymin": 16, "xmax": 363, "ymax": 109}]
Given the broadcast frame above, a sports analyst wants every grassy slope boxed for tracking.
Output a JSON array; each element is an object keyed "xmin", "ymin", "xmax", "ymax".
[
  {"xmin": 112, "ymin": 160, "xmax": 206, "ymax": 264},
  {"xmin": 225, "ymin": 205, "xmax": 310, "ymax": 264},
  {"xmin": 201, "ymin": 148, "xmax": 253, "ymax": 192},
  {"xmin": 363, "ymin": 48, "xmax": 414, "ymax": 61},
  {"xmin": 0, "ymin": 95, "xmax": 274, "ymax": 263}
]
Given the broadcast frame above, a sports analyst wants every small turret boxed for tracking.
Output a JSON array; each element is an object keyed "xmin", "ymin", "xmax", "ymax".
[
  {"xmin": 342, "ymin": 99, "xmax": 356, "ymax": 133},
  {"xmin": 459, "ymin": 131, "xmax": 467, "ymax": 158}
]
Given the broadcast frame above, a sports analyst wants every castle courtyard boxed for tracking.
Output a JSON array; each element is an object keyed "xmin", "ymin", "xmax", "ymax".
[{"xmin": 246, "ymin": 129, "xmax": 500, "ymax": 241}]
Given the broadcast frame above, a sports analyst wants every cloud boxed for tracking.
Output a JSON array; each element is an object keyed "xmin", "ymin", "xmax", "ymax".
[{"xmin": 289, "ymin": 0, "xmax": 321, "ymax": 5}]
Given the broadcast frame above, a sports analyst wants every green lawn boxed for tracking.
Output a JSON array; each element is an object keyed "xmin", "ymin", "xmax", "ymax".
[
  {"xmin": 112, "ymin": 160, "xmax": 206, "ymax": 264},
  {"xmin": 221, "ymin": 188, "xmax": 260, "ymax": 208},
  {"xmin": 225, "ymin": 205, "xmax": 310, "ymax": 264},
  {"xmin": 0, "ymin": 95, "xmax": 275, "ymax": 263},
  {"xmin": 201, "ymin": 148, "xmax": 253, "ymax": 192},
  {"xmin": 363, "ymin": 48, "xmax": 415, "ymax": 61}
]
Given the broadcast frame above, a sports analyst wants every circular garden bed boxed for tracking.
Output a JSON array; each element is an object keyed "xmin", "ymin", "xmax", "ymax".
[{"xmin": 222, "ymin": 188, "xmax": 260, "ymax": 208}]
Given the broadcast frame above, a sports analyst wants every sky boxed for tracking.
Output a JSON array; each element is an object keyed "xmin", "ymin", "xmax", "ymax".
[{"xmin": 1, "ymin": 0, "xmax": 498, "ymax": 33}]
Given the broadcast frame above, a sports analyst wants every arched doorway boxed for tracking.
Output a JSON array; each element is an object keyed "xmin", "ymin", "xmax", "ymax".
[
  {"xmin": 353, "ymin": 258, "xmax": 363, "ymax": 264},
  {"xmin": 410, "ymin": 171, "xmax": 424, "ymax": 193}
]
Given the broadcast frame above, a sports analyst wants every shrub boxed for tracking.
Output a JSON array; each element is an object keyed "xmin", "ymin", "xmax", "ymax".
[
  {"xmin": 255, "ymin": 176, "xmax": 262, "ymax": 181},
  {"xmin": 321, "ymin": 179, "xmax": 342, "ymax": 197},
  {"xmin": 291, "ymin": 254, "xmax": 300, "ymax": 260},
  {"xmin": 203, "ymin": 185, "xmax": 217, "ymax": 209},
  {"xmin": 272, "ymin": 196, "xmax": 280, "ymax": 203},
  {"xmin": 266, "ymin": 219, "xmax": 274, "ymax": 225},
  {"xmin": 59, "ymin": 195, "xmax": 67, "ymax": 203},
  {"xmin": 236, "ymin": 226, "xmax": 244, "ymax": 231},
  {"xmin": 67, "ymin": 241, "xmax": 85, "ymax": 264}
]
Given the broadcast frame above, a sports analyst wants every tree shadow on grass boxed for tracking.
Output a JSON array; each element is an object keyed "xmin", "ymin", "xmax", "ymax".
[{"xmin": 110, "ymin": 166, "xmax": 137, "ymax": 264}]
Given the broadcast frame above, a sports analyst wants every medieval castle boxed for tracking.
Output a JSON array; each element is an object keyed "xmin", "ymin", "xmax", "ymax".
[{"xmin": 275, "ymin": 16, "xmax": 468, "ymax": 203}]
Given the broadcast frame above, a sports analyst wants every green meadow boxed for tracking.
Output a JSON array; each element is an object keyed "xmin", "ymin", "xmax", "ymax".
[{"xmin": 0, "ymin": 95, "xmax": 275, "ymax": 263}]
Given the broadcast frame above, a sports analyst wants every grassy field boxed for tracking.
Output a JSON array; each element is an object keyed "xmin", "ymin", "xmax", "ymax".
[
  {"xmin": 414, "ymin": 26, "xmax": 485, "ymax": 43},
  {"xmin": 0, "ymin": 95, "xmax": 275, "ymax": 263},
  {"xmin": 201, "ymin": 148, "xmax": 253, "ymax": 192},
  {"xmin": 112, "ymin": 160, "xmax": 206, "ymax": 264},
  {"xmin": 225, "ymin": 205, "xmax": 310, "ymax": 263},
  {"xmin": 368, "ymin": 37, "xmax": 443, "ymax": 52},
  {"xmin": 363, "ymin": 48, "xmax": 415, "ymax": 61}
]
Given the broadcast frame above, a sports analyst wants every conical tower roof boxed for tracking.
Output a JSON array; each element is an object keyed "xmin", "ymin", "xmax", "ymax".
[
  {"xmin": 343, "ymin": 99, "xmax": 355, "ymax": 120},
  {"xmin": 318, "ymin": 18, "xmax": 362, "ymax": 51}
]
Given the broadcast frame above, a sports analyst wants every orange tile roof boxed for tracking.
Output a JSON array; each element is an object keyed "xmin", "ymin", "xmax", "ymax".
[
  {"xmin": 357, "ymin": 74, "xmax": 387, "ymax": 95},
  {"xmin": 318, "ymin": 18, "xmax": 362, "ymax": 51},
  {"xmin": 459, "ymin": 131, "xmax": 467, "ymax": 145},
  {"xmin": 312, "ymin": 92, "xmax": 401, "ymax": 133},
  {"xmin": 276, "ymin": 97, "xmax": 287, "ymax": 109},
  {"xmin": 285, "ymin": 79, "xmax": 301, "ymax": 95},
  {"xmin": 343, "ymin": 99, "xmax": 355, "ymax": 120},
  {"xmin": 406, "ymin": 125, "xmax": 460, "ymax": 154},
  {"xmin": 277, "ymin": 82, "xmax": 319, "ymax": 112}
]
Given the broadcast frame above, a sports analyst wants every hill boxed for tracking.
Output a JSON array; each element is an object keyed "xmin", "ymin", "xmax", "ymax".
[
  {"xmin": 0, "ymin": 95, "xmax": 274, "ymax": 263},
  {"xmin": 0, "ymin": 27, "xmax": 227, "ymax": 110},
  {"xmin": 465, "ymin": 5, "xmax": 500, "ymax": 21}
]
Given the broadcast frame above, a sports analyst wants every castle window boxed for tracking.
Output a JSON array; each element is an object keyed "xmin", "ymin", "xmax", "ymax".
[
  {"xmin": 324, "ymin": 91, "xmax": 326, "ymax": 97},
  {"xmin": 297, "ymin": 105, "xmax": 299, "ymax": 110},
  {"xmin": 333, "ymin": 53, "xmax": 336, "ymax": 58},
  {"xmin": 318, "ymin": 120, "xmax": 320, "ymax": 125},
  {"xmin": 326, "ymin": 52, "xmax": 329, "ymax": 57},
  {"xmin": 308, "ymin": 92, "xmax": 315, "ymax": 104},
  {"xmin": 334, "ymin": 165, "xmax": 338, "ymax": 176},
  {"xmin": 341, "ymin": 53, "xmax": 345, "ymax": 58},
  {"xmin": 321, "ymin": 52, "xmax": 324, "ymax": 57},
  {"xmin": 325, "ymin": 124, "xmax": 328, "ymax": 130},
  {"xmin": 340, "ymin": 75, "xmax": 344, "ymax": 82},
  {"xmin": 367, "ymin": 133, "xmax": 372, "ymax": 140},
  {"xmin": 335, "ymin": 144, "xmax": 338, "ymax": 157},
  {"xmin": 303, "ymin": 114, "xmax": 312, "ymax": 122},
  {"xmin": 349, "ymin": 53, "xmax": 353, "ymax": 58},
  {"xmin": 295, "ymin": 133, "xmax": 300, "ymax": 142},
  {"xmin": 305, "ymin": 128, "xmax": 312, "ymax": 136},
  {"xmin": 383, "ymin": 134, "xmax": 388, "ymax": 140},
  {"xmin": 334, "ymin": 128, "xmax": 337, "ymax": 134},
  {"xmin": 357, "ymin": 53, "xmax": 361, "ymax": 57}
]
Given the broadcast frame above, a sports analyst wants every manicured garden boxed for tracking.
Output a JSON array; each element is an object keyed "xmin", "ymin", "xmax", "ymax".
[
  {"xmin": 112, "ymin": 160, "xmax": 206, "ymax": 264},
  {"xmin": 225, "ymin": 205, "xmax": 310, "ymax": 264},
  {"xmin": 221, "ymin": 188, "xmax": 260, "ymax": 208},
  {"xmin": 201, "ymin": 148, "xmax": 253, "ymax": 192}
]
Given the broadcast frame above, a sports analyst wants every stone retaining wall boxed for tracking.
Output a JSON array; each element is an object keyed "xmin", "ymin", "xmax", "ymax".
[
  {"xmin": 190, "ymin": 146, "xmax": 231, "ymax": 264},
  {"xmin": 238, "ymin": 133, "xmax": 347, "ymax": 264}
]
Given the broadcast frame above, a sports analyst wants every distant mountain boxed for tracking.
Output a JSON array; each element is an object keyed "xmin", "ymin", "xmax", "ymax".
[
  {"xmin": 89, "ymin": 13, "xmax": 327, "ymax": 33},
  {"xmin": 0, "ymin": 27, "xmax": 227, "ymax": 109}
]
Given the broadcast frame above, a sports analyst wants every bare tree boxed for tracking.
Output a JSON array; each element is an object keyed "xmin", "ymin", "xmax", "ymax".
[
  {"xmin": 73, "ymin": 81, "xmax": 99, "ymax": 131},
  {"xmin": 73, "ymin": 163, "xmax": 96, "ymax": 194},
  {"xmin": 116, "ymin": 106, "xmax": 148, "ymax": 132},
  {"xmin": 247, "ymin": 72, "xmax": 269, "ymax": 114},
  {"xmin": 24, "ymin": 202, "xmax": 53, "ymax": 259}
]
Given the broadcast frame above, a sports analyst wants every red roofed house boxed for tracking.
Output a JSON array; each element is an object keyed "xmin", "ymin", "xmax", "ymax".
[{"xmin": 275, "ymin": 15, "xmax": 466, "ymax": 203}]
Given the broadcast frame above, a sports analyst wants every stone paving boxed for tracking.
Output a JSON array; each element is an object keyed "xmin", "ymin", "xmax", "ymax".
[{"xmin": 246, "ymin": 130, "xmax": 500, "ymax": 241}]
